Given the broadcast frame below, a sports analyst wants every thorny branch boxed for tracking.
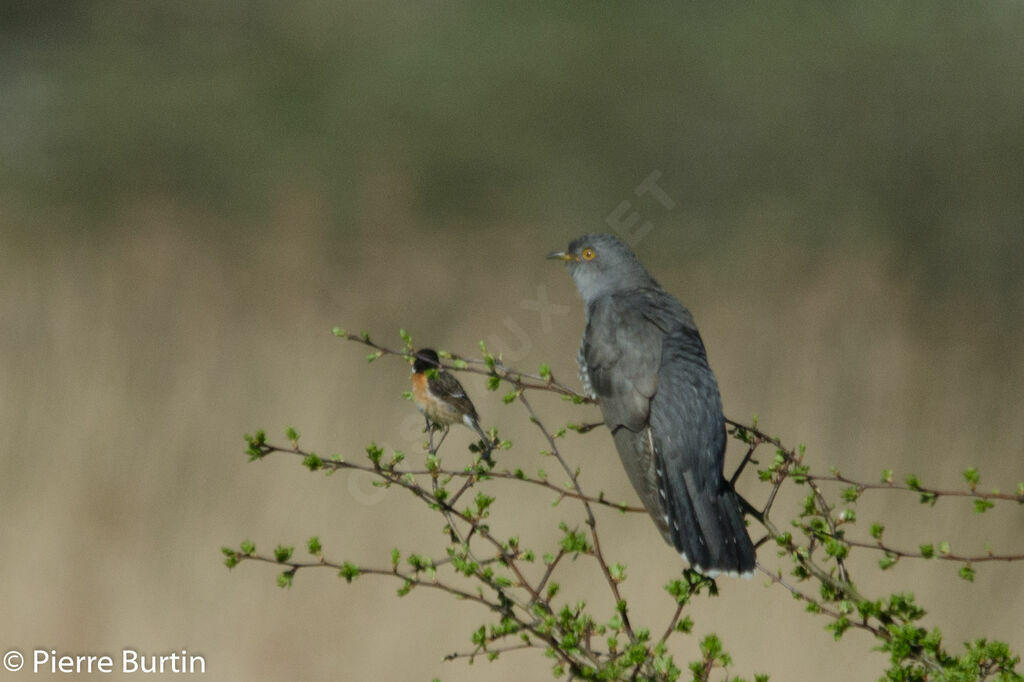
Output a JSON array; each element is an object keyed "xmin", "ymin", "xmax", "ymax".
[
  {"xmin": 334, "ymin": 327, "xmax": 594, "ymax": 403},
  {"xmin": 226, "ymin": 330, "xmax": 1024, "ymax": 680}
]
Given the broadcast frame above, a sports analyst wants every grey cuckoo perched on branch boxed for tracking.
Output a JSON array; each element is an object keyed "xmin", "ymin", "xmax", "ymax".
[{"xmin": 548, "ymin": 234, "xmax": 755, "ymax": 577}]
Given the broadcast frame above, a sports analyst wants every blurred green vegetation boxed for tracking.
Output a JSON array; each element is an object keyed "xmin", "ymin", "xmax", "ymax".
[
  {"xmin": 4, "ymin": 3, "xmax": 1023, "ymax": 283},
  {"xmin": 2, "ymin": 2, "xmax": 1023, "ymax": 320}
]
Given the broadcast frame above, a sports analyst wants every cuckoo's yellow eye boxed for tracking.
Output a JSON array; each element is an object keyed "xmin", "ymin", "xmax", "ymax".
[{"xmin": 581, "ymin": 247, "xmax": 596, "ymax": 261}]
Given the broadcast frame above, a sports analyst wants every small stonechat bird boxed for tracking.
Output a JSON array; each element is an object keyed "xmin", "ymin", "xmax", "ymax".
[{"xmin": 411, "ymin": 348, "xmax": 493, "ymax": 462}]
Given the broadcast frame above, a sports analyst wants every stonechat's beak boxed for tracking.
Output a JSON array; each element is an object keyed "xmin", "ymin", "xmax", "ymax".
[{"xmin": 547, "ymin": 250, "xmax": 576, "ymax": 262}]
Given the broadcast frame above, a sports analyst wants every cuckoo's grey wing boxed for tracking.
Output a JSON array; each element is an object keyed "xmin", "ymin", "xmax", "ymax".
[
  {"xmin": 582, "ymin": 290, "xmax": 670, "ymax": 543},
  {"xmin": 581, "ymin": 292, "xmax": 663, "ymax": 432},
  {"xmin": 648, "ymin": 323, "xmax": 756, "ymax": 576}
]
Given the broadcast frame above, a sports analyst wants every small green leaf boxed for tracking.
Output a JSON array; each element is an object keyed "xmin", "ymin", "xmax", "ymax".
[
  {"xmin": 539, "ymin": 363, "xmax": 552, "ymax": 380},
  {"xmin": 827, "ymin": 616, "xmax": 851, "ymax": 641},
  {"xmin": 474, "ymin": 492, "xmax": 495, "ymax": 517},
  {"xmin": 479, "ymin": 341, "xmax": 495, "ymax": 369},
  {"xmin": 331, "ymin": 327, "xmax": 346, "ymax": 337},
  {"xmin": 339, "ymin": 562, "xmax": 360, "ymax": 583},
  {"xmin": 425, "ymin": 452, "xmax": 440, "ymax": 473},
  {"xmin": 963, "ymin": 467, "xmax": 980, "ymax": 489},
  {"xmin": 273, "ymin": 545, "xmax": 293, "ymax": 563},
  {"xmin": 407, "ymin": 554, "xmax": 433, "ymax": 572},
  {"xmin": 699, "ymin": 634, "xmax": 725, "ymax": 659},
  {"xmin": 919, "ymin": 544, "xmax": 934, "ymax": 559},
  {"xmin": 365, "ymin": 443, "xmax": 384, "ymax": 465},
  {"xmin": 973, "ymin": 499, "xmax": 994, "ymax": 514},
  {"xmin": 824, "ymin": 538, "xmax": 849, "ymax": 559},
  {"xmin": 221, "ymin": 547, "xmax": 240, "ymax": 568},
  {"xmin": 881, "ymin": 469, "xmax": 893, "ymax": 484},
  {"xmin": 558, "ymin": 522, "xmax": 591, "ymax": 554},
  {"xmin": 245, "ymin": 430, "xmax": 269, "ymax": 460},
  {"xmin": 958, "ymin": 564, "xmax": 975, "ymax": 582},
  {"xmin": 307, "ymin": 537, "xmax": 322, "ymax": 556}
]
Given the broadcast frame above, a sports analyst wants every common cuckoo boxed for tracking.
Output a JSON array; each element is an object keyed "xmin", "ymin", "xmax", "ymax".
[{"xmin": 548, "ymin": 234, "xmax": 755, "ymax": 577}]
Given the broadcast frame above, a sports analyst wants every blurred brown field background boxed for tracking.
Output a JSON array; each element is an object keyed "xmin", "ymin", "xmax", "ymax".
[{"xmin": 2, "ymin": 3, "xmax": 1023, "ymax": 680}]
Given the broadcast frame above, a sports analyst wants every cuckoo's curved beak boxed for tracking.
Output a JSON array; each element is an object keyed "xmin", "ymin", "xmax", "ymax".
[{"xmin": 546, "ymin": 250, "xmax": 576, "ymax": 262}]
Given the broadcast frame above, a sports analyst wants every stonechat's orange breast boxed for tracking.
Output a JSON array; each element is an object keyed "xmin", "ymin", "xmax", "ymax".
[{"xmin": 411, "ymin": 372, "xmax": 430, "ymax": 410}]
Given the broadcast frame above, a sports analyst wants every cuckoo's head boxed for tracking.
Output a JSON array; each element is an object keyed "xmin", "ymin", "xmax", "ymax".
[{"xmin": 547, "ymin": 233, "xmax": 655, "ymax": 303}]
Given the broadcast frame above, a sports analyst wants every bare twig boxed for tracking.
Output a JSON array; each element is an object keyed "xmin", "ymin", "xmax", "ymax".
[
  {"xmin": 518, "ymin": 390, "xmax": 637, "ymax": 645},
  {"xmin": 443, "ymin": 642, "xmax": 535, "ymax": 662},
  {"xmin": 258, "ymin": 444, "xmax": 645, "ymax": 514},
  {"xmin": 335, "ymin": 329, "xmax": 594, "ymax": 403},
  {"xmin": 839, "ymin": 537, "xmax": 1024, "ymax": 563}
]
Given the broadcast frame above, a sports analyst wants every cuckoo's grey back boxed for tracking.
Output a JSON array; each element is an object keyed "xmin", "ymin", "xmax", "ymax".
[{"xmin": 548, "ymin": 233, "xmax": 756, "ymax": 577}]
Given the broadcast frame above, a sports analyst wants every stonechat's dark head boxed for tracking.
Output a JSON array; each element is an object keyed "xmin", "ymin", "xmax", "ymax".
[{"xmin": 412, "ymin": 348, "xmax": 441, "ymax": 373}]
